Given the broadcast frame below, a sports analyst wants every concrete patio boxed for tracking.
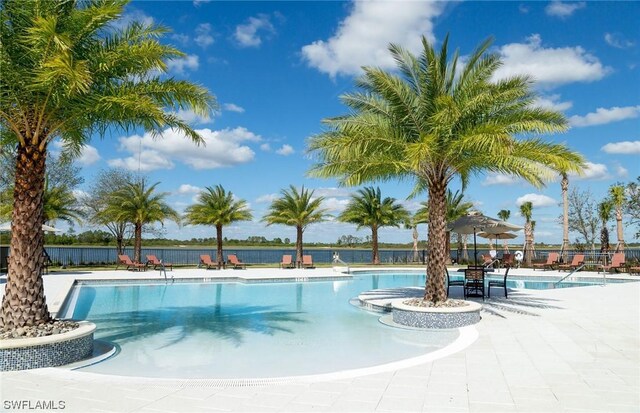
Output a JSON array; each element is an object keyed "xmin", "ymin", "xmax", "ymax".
[{"xmin": 1, "ymin": 267, "xmax": 639, "ymax": 412}]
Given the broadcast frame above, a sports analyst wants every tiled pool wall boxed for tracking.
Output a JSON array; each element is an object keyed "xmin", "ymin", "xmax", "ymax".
[
  {"xmin": 0, "ymin": 332, "xmax": 94, "ymax": 371},
  {"xmin": 392, "ymin": 307, "xmax": 481, "ymax": 329}
]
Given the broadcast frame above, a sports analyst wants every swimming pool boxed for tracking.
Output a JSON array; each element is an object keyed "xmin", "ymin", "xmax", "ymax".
[{"xmin": 61, "ymin": 273, "xmax": 460, "ymax": 379}]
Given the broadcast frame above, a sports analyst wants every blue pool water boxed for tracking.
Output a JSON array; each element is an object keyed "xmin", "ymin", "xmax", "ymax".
[{"xmin": 64, "ymin": 273, "xmax": 459, "ymax": 379}]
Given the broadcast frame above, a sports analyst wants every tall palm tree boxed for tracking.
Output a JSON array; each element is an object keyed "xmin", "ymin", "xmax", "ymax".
[
  {"xmin": 185, "ymin": 185, "xmax": 252, "ymax": 269},
  {"xmin": 338, "ymin": 187, "xmax": 409, "ymax": 264},
  {"xmin": 520, "ymin": 202, "xmax": 534, "ymax": 266},
  {"xmin": 263, "ymin": 186, "xmax": 328, "ymax": 268},
  {"xmin": 308, "ymin": 36, "xmax": 583, "ymax": 302},
  {"xmin": 101, "ymin": 180, "xmax": 180, "ymax": 263},
  {"xmin": 497, "ymin": 209, "xmax": 511, "ymax": 253},
  {"xmin": 0, "ymin": 0, "xmax": 214, "ymax": 330},
  {"xmin": 598, "ymin": 200, "xmax": 613, "ymax": 255},
  {"xmin": 609, "ymin": 185, "xmax": 626, "ymax": 252}
]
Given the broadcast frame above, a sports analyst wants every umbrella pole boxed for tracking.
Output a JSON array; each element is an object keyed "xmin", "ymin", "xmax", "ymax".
[{"xmin": 473, "ymin": 228, "xmax": 478, "ymax": 267}]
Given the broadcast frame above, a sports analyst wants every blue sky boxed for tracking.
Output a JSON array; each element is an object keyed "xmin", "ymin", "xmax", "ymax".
[{"xmin": 66, "ymin": 0, "xmax": 639, "ymax": 245}]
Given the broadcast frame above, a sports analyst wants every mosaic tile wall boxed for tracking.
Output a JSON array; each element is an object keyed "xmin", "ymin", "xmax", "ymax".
[
  {"xmin": 1, "ymin": 333, "xmax": 93, "ymax": 371},
  {"xmin": 393, "ymin": 308, "xmax": 480, "ymax": 329}
]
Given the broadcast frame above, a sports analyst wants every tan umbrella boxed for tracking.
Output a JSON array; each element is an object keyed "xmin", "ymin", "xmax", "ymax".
[{"xmin": 478, "ymin": 231, "xmax": 518, "ymax": 253}]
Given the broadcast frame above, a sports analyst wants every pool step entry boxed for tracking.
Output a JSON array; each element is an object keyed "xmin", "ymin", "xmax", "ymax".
[{"xmin": 554, "ymin": 264, "xmax": 594, "ymax": 287}]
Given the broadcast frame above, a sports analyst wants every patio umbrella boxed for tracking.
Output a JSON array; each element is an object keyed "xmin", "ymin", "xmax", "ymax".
[
  {"xmin": 478, "ymin": 231, "xmax": 518, "ymax": 253},
  {"xmin": 448, "ymin": 212, "xmax": 522, "ymax": 266}
]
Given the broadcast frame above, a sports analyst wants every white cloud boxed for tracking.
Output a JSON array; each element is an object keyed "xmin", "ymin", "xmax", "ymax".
[
  {"xmin": 177, "ymin": 184, "xmax": 202, "ymax": 195},
  {"xmin": 312, "ymin": 187, "xmax": 352, "ymax": 198},
  {"xmin": 570, "ymin": 105, "xmax": 640, "ymax": 127},
  {"xmin": 171, "ymin": 33, "xmax": 190, "ymax": 45},
  {"xmin": 194, "ymin": 23, "xmax": 214, "ymax": 48},
  {"xmin": 223, "ymin": 103, "xmax": 245, "ymax": 113},
  {"xmin": 193, "ymin": 0, "xmax": 211, "ymax": 6},
  {"xmin": 107, "ymin": 127, "xmax": 261, "ymax": 172},
  {"xmin": 482, "ymin": 173, "xmax": 520, "ymax": 186},
  {"xmin": 400, "ymin": 199, "xmax": 422, "ymax": 213},
  {"xmin": 569, "ymin": 162, "xmax": 610, "ymax": 181},
  {"xmin": 545, "ymin": 1, "xmax": 586, "ymax": 18},
  {"xmin": 518, "ymin": 4, "xmax": 530, "ymax": 14},
  {"xmin": 604, "ymin": 32, "xmax": 634, "ymax": 49},
  {"xmin": 172, "ymin": 108, "xmax": 211, "ymax": 125},
  {"xmin": 275, "ymin": 144, "xmax": 294, "ymax": 156},
  {"xmin": 615, "ymin": 165, "xmax": 629, "ymax": 178},
  {"xmin": 493, "ymin": 34, "xmax": 610, "ymax": 87},
  {"xmin": 234, "ymin": 14, "xmax": 275, "ymax": 47},
  {"xmin": 601, "ymin": 140, "xmax": 640, "ymax": 154},
  {"xmin": 533, "ymin": 94, "xmax": 573, "ymax": 112},
  {"xmin": 516, "ymin": 193, "xmax": 557, "ymax": 208},
  {"xmin": 259, "ymin": 143, "xmax": 271, "ymax": 152},
  {"xmin": 255, "ymin": 194, "xmax": 278, "ymax": 204},
  {"xmin": 166, "ymin": 55, "xmax": 199, "ymax": 74},
  {"xmin": 77, "ymin": 145, "xmax": 101, "ymax": 166},
  {"xmin": 112, "ymin": 9, "xmax": 154, "ymax": 30},
  {"xmin": 301, "ymin": 1, "xmax": 444, "ymax": 77},
  {"xmin": 322, "ymin": 197, "xmax": 350, "ymax": 213}
]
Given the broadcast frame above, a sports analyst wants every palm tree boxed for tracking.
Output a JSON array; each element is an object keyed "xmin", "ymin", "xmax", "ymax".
[
  {"xmin": 185, "ymin": 185, "xmax": 252, "ymax": 269},
  {"xmin": 308, "ymin": 36, "xmax": 584, "ymax": 303},
  {"xmin": 263, "ymin": 186, "xmax": 327, "ymax": 268},
  {"xmin": 43, "ymin": 182, "xmax": 85, "ymax": 226},
  {"xmin": 609, "ymin": 185, "xmax": 626, "ymax": 252},
  {"xmin": 497, "ymin": 209, "xmax": 511, "ymax": 253},
  {"xmin": 520, "ymin": 202, "xmax": 534, "ymax": 266},
  {"xmin": 101, "ymin": 180, "xmax": 180, "ymax": 263},
  {"xmin": 598, "ymin": 200, "xmax": 613, "ymax": 255},
  {"xmin": 0, "ymin": 0, "xmax": 214, "ymax": 330},
  {"xmin": 338, "ymin": 187, "xmax": 409, "ymax": 264}
]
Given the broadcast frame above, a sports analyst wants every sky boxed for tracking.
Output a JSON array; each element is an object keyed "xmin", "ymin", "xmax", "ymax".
[{"xmin": 61, "ymin": 0, "xmax": 639, "ymax": 245}]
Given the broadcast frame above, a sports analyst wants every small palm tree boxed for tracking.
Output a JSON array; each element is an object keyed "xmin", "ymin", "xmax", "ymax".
[
  {"xmin": 101, "ymin": 180, "xmax": 180, "ymax": 263},
  {"xmin": 0, "ymin": 0, "xmax": 214, "ymax": 329},
  {"xmin": 308, "ymin": 35, "xmax": 584, "ymax": 303},
  {"xmin": 520, "ymin": 202, "xmax": 534, "ymax": 266},
  {"xmin": 43, "ymin": 182, "xmax": 85, "ymax": 226},
  {"xmin": 598, "ymin": 200, "xmax": 613, "ymax": 254},
  {"xmin": 609, "ymin": 185, "xmax": 626, "ymax": 252},
  {"xmin": 185, "ymin": 185, "xmax": 252, "ymax": 269},
  {"xmin": 339, "ymin": 187, "xmax": 409, "ymax": 264},
  {"xmin": 263, "ymin": 186, "xmax": 327, "ymax": 268},
  {"xmin": 497, "ymin": 209, "xmax": 511, "ymax": 253}
]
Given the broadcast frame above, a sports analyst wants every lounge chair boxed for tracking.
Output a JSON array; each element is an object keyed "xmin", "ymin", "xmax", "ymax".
[
  {"xmin": 227, "ymin": 254, "xmax": 246, "ymax": 269},
  {"xmin": 488, "ymin": 267, "xmax": 510, "ymax": 298},
  {"xmin": 116, "ymin": 254, "xmax": 146, "ymax": 271},
  {"xmin": 280, "ymin": 254, "xmax": 295, "ymax": 269},
  {"xmin": 145, "ymin": 254, "xmax": 172, "ymax": 271},
  {"xmin": 598, "ymin": 253, "xmax": 626, "ymax": 273},
  {"xmin": 629, "ymin": 266, "xmax": 640, "ymax": 275},
  {"xmin": 464, "ymin": 268, "xmax": 484, "ymax": 299},
  {"xmin": 532, "ymin": 252, "xmax": 559, "ymax": 271},
  {"xmin": 557, "ymin": 254, "xmax": 584, "ymax": 272},
  {"xmin": 481, "ymin": 254, "xmax": 499, "ymax": 269},
  {"xmin": 501, "ymin": 253, "xmax": 513, "ymax": 268},
  {"xmin": 446, "ymin": 267, "xmax": 464, "ymax": 297},
  {"xmin": 302, "ymin": 255, "xmax": 315, "ymax": 269},
  {"xmin": 199, "ymin": 254, "xmax": 218, "ymax": 270}
]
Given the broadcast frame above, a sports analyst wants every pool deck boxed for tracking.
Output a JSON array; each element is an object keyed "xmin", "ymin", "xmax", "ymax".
[{"xmin": 1, "ymin": 267, "xmax": 639, "ymax": 412}]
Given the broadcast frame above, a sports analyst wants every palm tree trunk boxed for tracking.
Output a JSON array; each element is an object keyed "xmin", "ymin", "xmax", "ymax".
[
  {"xmin": 296, "ymin": 226, "xmax": 303, "ymax": 268},
  {"xmin": 445, "ymin": 231, "xmax": 452, "ymax": 265},
  {"xmin": 524, "ymin": 222, "xmax": 533, "ymax": 266},
  {"xmin": 456, "ymin": 233, "xmax": 462, "ymax": 263},
  {"xmin": 561, "ymin": 173, "xmax": 569, "ymax": 262},
  {"xmin": 216, "ymin": 224, "xmax": 223, "ymax": 269},
  {"xmin": 116, "ymin": 234, "xmax": 124, "ymax": 255},
  {"xmin": 134, "ymin": 222, "xmax": 142, "ymax": 263},
  {"xmin": 600, "ymin": 226, "xmax": 609, "ymax": 253},
  {"xmin": 462, "ymin": 235, "xmax": 469, "ymax": 261},
  {"xmin": 371, "ymin": 225, "xmax": 380, "ymax": 264},
  {"xmin": 424, "ymin": 180, "xmax": 447, "ymax": 303},
  {"xmin": 0, "ymin": 143, "xmax": 51, "ymax": 330},
  {"xmin": 412, "ymin": 226, "xmax": 419, "ymax": 262},
  {"xmin": 615, "ymin": 209, "xmax": 624, "ymax": 252}
]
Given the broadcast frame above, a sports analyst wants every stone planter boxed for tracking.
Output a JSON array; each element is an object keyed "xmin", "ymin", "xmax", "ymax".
[
  {"xmin": 0, "ymin": 321, "xmax": 95, "ymax": 371},
  {"xmin": 392, "ymin": 300, "xmax": 482, "ymax": 329}
]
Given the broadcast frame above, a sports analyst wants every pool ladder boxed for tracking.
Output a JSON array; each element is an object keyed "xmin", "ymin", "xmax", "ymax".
[
  {"xmin": 158, "ymin": 262, "xmax": 174, "ymax": 283},
  {"xmin": 553, "ymin": 263, "xmax": 604, "ymax": 287}
]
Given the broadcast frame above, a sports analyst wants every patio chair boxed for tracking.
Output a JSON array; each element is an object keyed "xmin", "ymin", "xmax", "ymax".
[
  {"xmin": 446, "ymin": 267, "xmax": 464, "ymax": 297},
  {"xmin": 629, "ymin": 266, "xmax": 640, "ymax": 275},
  {"xmin": 302, "ymin": 255, "xmax": 315, "ymax": 269},
  {"xmin": 116, "ymin": 254, "xmax": 146, "ymax": 271},
  {"xmin": 145, "ymin": 254, "xmax": 172, "ymax": 271},
  {"xmin": 227, "ymin": 254, "xmax": 246, "ymax": 269},
  {"xmin": 280, "ymin": 254, "xmax": 295, "ymax": 269},
  {"xmin": 488, "ymin": 267, "xmax": 510, "ymax": 298},
  {"xmin": 598, "ymin": 253, "xmax": 626, "ymax": 273},
  {"xmin": 464, "ymin": 268, "xmax": 485, "ymax": 299},
  {"xmin": 557, "ymin": 254, "xmax": 584, "ymax": 272},
  {"xmin": 199, "ymin": 254, "xmax": 218, "ymax": 270},
  {"xmin": 532, "ymin": 252, "xmax": 559, "ymax": 271}
]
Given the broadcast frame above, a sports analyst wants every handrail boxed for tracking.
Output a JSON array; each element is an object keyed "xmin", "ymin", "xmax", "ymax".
[
  {"xmin": 157, "ymin": 262, "xmax": 174, "ymax": 283},
  {"xmin": 554, "ymin": 264, "xmax": 586, "ymax": 286},
  {"xmin": 332, "ymin": 253, "xmax": 350, "ymax": 274}
]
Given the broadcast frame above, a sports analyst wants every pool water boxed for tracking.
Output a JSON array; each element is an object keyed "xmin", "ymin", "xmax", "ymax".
[{"xmin": 64, "ymin": 274, "xmax": 459, "ymax": 379}]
